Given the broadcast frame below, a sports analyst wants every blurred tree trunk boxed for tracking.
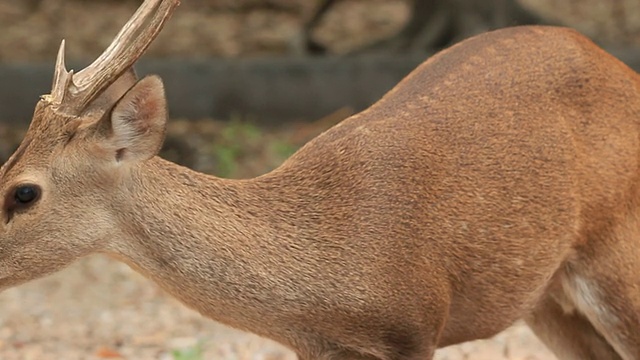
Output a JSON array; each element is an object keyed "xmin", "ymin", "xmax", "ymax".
[{"xmin": 302, "ymin": 0, "xmax": 540, "ymax": 56}]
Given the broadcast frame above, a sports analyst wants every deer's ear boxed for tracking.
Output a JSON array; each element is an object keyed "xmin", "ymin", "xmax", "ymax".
[{"xmin": 107, "ymin": 75, "xmax": 167, "ymax": 163}]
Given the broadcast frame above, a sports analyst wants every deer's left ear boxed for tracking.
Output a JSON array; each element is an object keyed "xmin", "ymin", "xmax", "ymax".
[{"xmin": 107, "ymin": 75, "xmax": 167, "ymax": 163}]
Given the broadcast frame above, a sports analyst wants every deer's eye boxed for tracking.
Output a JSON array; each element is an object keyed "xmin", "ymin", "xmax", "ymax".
[
  {"xmin": 3, "ymin": 184, "xmax": 41, "ymax": 223},
  {"xmin": 14, "ymin": 185, "xmax": 40, "ymax": 205}
]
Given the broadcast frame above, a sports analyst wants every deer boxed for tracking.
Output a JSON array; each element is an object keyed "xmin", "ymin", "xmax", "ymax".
[{"xmin": 0, "ymin": 0, "xmax": 639, "ymax": 359}]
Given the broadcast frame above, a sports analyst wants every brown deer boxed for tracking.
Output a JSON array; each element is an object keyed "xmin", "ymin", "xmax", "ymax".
[{"xmin": 0, "ymin": 0, "xmax": 638, "ymax": 359}]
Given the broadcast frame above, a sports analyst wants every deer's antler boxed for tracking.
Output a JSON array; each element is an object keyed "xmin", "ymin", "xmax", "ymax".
[{"xmin": 47, "ymin": 0, "xmax": 180, "ymax": 115}]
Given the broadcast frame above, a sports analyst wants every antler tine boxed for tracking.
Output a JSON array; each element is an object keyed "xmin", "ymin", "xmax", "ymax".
[
  {"xmin": 52, "ymin": 0, "xmax": 180, "ymax": 114},
  {"xmin": 49, "ymin": 40, "xmax": 74, "ymax": 105}
]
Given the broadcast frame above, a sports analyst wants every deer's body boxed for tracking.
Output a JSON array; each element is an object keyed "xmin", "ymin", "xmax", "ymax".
[{"xmin": 0, "ymin": 1, "xmax": 639, "ymax": 359}]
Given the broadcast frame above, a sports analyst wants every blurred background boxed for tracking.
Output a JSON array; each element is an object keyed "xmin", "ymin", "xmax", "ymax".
[{"xmin": 0, "ymin": 0, "xmax": 639, "ymax": 359}]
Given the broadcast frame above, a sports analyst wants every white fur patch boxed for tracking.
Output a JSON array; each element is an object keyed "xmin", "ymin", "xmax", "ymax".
[
  {"xmin": 570, "ymin": 275, "xmax": 615, "ymax": 323},
  {"xmin": 563, "ymin": 274, "xmax": 636, "ymax": 360}
]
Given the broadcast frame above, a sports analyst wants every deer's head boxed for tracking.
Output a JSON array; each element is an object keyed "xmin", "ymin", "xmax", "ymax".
[{"xmin": 0, "ymin": 0, "xmax": 179, "ymax": 290}]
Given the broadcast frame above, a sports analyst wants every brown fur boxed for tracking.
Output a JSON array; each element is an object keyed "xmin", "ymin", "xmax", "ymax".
[{"xmin": 1, "ymin": 24, "xmax": 640, "ymax": 360}]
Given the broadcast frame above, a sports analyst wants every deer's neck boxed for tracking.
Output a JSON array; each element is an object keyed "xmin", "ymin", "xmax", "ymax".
[{"xmin": 107, "ymin": 157, "xmax": 307, "ymax": 335}]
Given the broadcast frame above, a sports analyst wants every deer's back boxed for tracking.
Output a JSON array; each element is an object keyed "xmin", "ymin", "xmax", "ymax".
[{"xmin": 281, "ymin": 25, "xmax": 640, "ymax": 237}]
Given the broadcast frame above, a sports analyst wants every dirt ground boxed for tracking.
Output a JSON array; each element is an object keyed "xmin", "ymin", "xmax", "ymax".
[
  {"xmin": 0, "ymin": 255, "xmax": 557, "ymax": 360},
  {"xmin": 0, "ymin": 1, "xmax": 565, "ymax": 359},
  {"xmin": 0, "ymin": 257, "xmax": 559, "ymax": 360}
]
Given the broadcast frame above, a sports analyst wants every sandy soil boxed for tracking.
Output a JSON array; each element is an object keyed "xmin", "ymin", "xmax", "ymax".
[{"xmin": 0, "ymin": 255, "xmax": 557, "ymax": 360}]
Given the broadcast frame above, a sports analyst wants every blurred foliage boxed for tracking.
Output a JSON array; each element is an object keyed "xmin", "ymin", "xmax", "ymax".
[
  {"xmin": 210, "ymin": 115, "xmax": 263, "ymax": 178},
  {"xmin": 171, "ymin": 341, "xmax": 204, "ymax": 360}
]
